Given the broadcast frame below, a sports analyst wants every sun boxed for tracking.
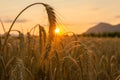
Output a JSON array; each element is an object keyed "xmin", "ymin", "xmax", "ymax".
[
  {"xmin": 54, "ymin": 25, "xmax": 65, "ymax": 35},
  {"xmin": 55, "ymin": 28, "xmax": 60, "ymax": 34}
]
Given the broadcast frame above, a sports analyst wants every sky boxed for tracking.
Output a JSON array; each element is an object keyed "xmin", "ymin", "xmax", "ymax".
[{"xmin": 0, "ymin": 0, "xmax": 120, "ymax": 34}]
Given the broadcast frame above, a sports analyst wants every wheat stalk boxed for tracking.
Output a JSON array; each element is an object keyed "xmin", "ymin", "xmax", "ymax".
[
  {"xmin": 97, "ymin": 71, "xmax": 110, "ymax": 80},
  {"xmin": 110, "ymin": 55, "xmax": 118, "ymax": 79},
  {"xmin": 0, "ymin": 18, "xmax": 6, "ymax": 33},
  {"xmin": 99, "ymin": 55, "xmax": 108, "ymax": 72},
  {"xmin": 3, "ymin": 2, "xmax": 56, "ymax": 50}
]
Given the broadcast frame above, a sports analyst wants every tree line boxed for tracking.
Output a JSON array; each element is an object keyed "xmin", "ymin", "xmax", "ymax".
[{"xmin": 81, "ymin": 32, "xmax": 120, "ymax": 37}]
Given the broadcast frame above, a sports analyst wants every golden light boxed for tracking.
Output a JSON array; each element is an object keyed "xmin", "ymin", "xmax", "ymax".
[{"xmin": 55, "ymin": 28, "xmax": 60, "ymax": 34}]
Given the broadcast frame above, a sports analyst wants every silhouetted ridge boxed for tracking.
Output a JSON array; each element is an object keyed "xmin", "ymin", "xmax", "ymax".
[{"xmin": 85, "ymin": 22, "xmax": 120, "ymax": 34}]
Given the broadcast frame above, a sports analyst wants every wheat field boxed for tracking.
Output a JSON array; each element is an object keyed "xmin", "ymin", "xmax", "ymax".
[{"xmin": 0, "ymin": 3, "xmax": 120, "ymax": 80}]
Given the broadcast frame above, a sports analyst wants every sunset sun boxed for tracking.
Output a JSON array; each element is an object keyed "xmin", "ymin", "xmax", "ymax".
[{"xmin": 55, "ymin": 27, "xmax": 60, "ymax": 34}]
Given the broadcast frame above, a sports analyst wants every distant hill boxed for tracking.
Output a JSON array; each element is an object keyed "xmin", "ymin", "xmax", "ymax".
[{"xmin": 85, "ymin": 22, "xmax": 120, "ymax": 34}]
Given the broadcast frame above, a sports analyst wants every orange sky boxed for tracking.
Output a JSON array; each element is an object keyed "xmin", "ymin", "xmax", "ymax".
[{"xmin": 0, "ymin": 0, "xmax": 120, "ymax": 34}]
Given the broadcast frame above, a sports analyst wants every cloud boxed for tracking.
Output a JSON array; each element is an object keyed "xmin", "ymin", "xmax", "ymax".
[
  {"xmin": 91, "ymin": 8, "xmax": 100, "ymax": 11},
  {"xmin": 63, "ymin": 22, "xmax": 97, "ymax": 27},
  {"xmin": 3, "ymin": 18, "xmax": 28, "ymax": 23},
  {"xmin": 115, "ymin": 15, "xmax": 120, "ymax": 18}
]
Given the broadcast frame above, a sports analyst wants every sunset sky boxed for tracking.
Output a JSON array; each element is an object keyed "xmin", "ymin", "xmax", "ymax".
[{"xmin": 0, "ymin": 0, "xmax": 120, "ymax": 34}]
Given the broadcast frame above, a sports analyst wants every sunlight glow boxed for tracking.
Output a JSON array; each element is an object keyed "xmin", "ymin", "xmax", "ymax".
[{"xmin": 55, "ymin": 28, "xmax": 60, "ymax": 34}]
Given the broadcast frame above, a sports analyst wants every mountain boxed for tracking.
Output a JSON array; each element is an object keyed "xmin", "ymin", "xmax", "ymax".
[{"xmin": 85, "ymin": 22, "xmax": 120, "ymax": 34}]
